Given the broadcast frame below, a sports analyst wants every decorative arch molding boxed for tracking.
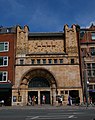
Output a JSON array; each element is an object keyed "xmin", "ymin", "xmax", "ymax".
[{"xmin": 20, "ymin": 68, "xmax": 57, "ymax": 88}]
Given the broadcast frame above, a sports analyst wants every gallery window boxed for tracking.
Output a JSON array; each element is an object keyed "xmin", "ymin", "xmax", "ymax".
[
  {"xmin": 0, "ymin": 42, "xmax": 9, "ymax": 52},
  {"xmin": 0, "ymin": 71, "xmax": 8, "ymax": 82}
]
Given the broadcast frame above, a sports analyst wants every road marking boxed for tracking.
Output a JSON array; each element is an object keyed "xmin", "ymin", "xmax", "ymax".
[
  {"xmin": 68, "ymin": 115, "xmax": 74, "ymax": 118},
  {"xmin": 30, "ymin": 116, "xmax": 39, "ymax": 119}
]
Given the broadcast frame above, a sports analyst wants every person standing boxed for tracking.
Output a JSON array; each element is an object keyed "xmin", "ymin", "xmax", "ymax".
[{"xmin": 42, "ymin": 95, "xmax": 46, "ymax": 104}]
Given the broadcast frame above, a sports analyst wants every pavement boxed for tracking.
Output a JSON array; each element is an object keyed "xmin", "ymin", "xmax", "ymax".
[{"xmin": 0, "ymin": 104, "xmax": 95, "ymax": 110}]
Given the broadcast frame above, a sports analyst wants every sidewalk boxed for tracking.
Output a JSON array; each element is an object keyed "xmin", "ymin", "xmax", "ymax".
[{"xmin": 0, "ymin": 104, "xmax": 95, "ymax": 110}]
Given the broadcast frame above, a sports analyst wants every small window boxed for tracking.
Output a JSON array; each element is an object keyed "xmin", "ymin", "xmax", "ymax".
[
  {"xmin": 0, "ymin": 42, "xmax": 9, "ymax": 52},
  {"xmin": 20, "ymin": 59, "xmax": 24, "ymax": 65},
  {"xmin": 48, "ymin": 59, "xmax": 52, "ymax": 64},
  {"xmin": 37, "ymin": 59, "xmax": 40, "ymax": 64},
  {"xmin": 59, "ymin": 59, "xmax": 63, "ymax": 64},
  {"xmin": 71, "ymin": 59, "xmax": 74, "ymax": 64},
  {"xmin": 89, "ymin": 85, "xmax": 93, "ymax": 90},
  {"xmin": 91, "ymin": 32, "xmax": 95, "ymax": 40},
  {"xmin": 60, "ymin": 91, "xmax": 64, "ymax": 94},
  {"xmin": 0, "ymin": 71, "xmax": 8, "ymax": 82},
  {"xmin": 0, "ymin": 56, "xmax": 8, "ymax": 66},
  {"xmin": 65, "ymin": 91, "xmax": 68, "ymax": 94},
  {"xmin": 31, "ymin": 59, "xmax": 35, "ymax": 64},
  {"xmin": 87, "ymin": 70, "xmax": 91, "ymax": 77},
  {"xmin": 43, "ymin": 59, "xmax": 46, "ymax": 64},
  {"xmin": 92, "ymin": 63, "xmax": 95, "ymax": 69},
  {"xmin": 54, "ymin": 59, "xmax": 57, "ymax": 64}
]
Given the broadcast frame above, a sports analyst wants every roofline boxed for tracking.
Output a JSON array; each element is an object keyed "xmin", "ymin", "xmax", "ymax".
[{"xmin": 28, "ymin": 32, "xmax": 64, "ymax": 37}]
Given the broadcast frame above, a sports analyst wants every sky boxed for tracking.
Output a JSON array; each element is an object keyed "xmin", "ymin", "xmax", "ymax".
[{"xmin": 0, "ymin": 0, "xmax": 95, "ymax": 32}]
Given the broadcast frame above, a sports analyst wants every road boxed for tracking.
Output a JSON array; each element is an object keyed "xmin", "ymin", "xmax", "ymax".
[{"xmin": 0, "ymin": 106, "xmax": 95, "ymax": 120}]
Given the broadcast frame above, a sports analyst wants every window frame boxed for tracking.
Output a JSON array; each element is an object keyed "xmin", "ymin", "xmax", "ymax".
[
  {"xmin": 0, "ymin": 56, "xmax": 8, "ymax": 66},
  {"xmin": 0, "ymin": 71, "xmax": 8, "ymax": 82},
  {"xmin": 0, "ymin": 42, "xmax": 9, "ymax": 52}
]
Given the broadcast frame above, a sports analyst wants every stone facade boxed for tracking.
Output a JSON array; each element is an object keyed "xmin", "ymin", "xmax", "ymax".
[{"xmin": 12, "ymin": 24, "xmax": 83, "ymax": 106}]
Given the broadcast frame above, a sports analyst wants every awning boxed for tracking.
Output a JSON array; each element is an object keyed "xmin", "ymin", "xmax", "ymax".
[{"xmin": 0, "ymin": 83, "xmax": 12, "ymax": 88}]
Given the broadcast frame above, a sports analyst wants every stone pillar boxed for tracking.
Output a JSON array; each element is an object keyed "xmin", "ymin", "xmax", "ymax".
[
  {"xmin": 52, "ymin": 84, "xmax": 56, "ymax": 106},
  {"xmin": 38, "ymin": 91, "xmax": 40, "ymax": 105}
]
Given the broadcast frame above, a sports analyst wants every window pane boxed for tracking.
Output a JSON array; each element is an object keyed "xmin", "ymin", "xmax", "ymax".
[
  {"xmin": 43, "ymin": 59, "xmax": 46, "ymax": 64},
  {"xmin": 87, "ymin": 63, "xmax": 91, "ymax": 69},
  {"xmin": 37, "ymin": 59, "xmax": 40, "ymax": 64},
  {"xmin": 91, "ymin": 33, "xmax": 95, "ymax": 40},
  {"xmin": 48, "ymin": 59, "xmax": 52, "ymax": 64},
  {"xmin": 0, "ymin": 71, "xmax": 7, "ymax": 82},
  {"xmin": 92, "ymin": 63, "xmax": 95, "ymax": 69},
  {"xmin": 0, "ymin": 57, "xmax": 3, "ymax": 65},
  {"xmin": 20, "ymin": 59, "xmax": 24, "ymax": 65},
  {"xmin": 4, "ymin": 57, "xmax": 8, "ymax": 65},
  {"xmin": 54, "ymin": 59, "xmax": 57, "ymax": 64},
  {"xmin": 0, "ymin": 72, "xmax": 2, "ymax": 81},
  {"xmin": 31, "ymin": 59, "xmax": 35, "ymax": 64},
  {"xmin": 0, "ymin": 43, "xmax": 4, "ymax": 51},
  {"xmin": 59, "ymin": 59, "xmax": 63, "ymax": 64}
]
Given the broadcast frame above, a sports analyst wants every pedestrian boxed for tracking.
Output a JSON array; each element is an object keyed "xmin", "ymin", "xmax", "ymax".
[
  {"xmin": 68, "ymin": 95, "xmax": 72, "ymax": 106},
  {"xmin": 42, "ymin": 95, "xmax": 46, "ymax": 104}
]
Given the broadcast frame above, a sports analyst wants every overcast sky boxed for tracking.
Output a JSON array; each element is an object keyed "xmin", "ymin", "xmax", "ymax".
[{"xmin": 0, "ymin": 0, "xmax": 95, "ymax": 32}]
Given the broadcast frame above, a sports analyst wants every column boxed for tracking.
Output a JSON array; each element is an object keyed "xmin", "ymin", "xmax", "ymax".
[{"xmin": 38, "ymin": 90, "xmax": 40, "ymax": 105}]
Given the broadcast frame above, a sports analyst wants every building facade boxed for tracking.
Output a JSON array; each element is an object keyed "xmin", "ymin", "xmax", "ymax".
[
  {"xmin": 80, "ymin": 24, "xmax": 95, "ymax": 103},
  {"xmin": 0, "ymin": 26, "xmax": 16, "ymax": 106},
  {"xmin": 12, "ymin": 24, "xmax": 83, "ymax": 106}
]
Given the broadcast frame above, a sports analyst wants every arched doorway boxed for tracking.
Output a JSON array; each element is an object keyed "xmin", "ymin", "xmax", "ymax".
[{"xmin": 20, "ymin": 68, "xmax": 57, "ymax": 105}]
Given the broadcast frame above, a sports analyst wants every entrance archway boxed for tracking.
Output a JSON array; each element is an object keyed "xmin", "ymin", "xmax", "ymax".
[{"xmin": 20, "ymin": 68, "xmax": 57, "ymax": 105}]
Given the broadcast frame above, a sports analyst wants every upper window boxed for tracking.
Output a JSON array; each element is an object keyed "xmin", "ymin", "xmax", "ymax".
[
  {"xmin": 31, "ymin": 59, "xmax": 35, "ymax": 64},
  {"xmin": 37, "ymin": 59, "xmax": 41, "ymax": 64},
  {"xmin": 0, "ymin": 42, "xmax": 9, "ymax": 52},
  {"xmin": 90, "ymin": 47, "xmax": 95, "ymax": 56},
  {"xmin": 71, "ymin": 59, "xmax": 74, "ymax": 64},
  {"xmin": 20, "ymin": 59, "xmax": 24, "ymax": 65},
  {"xmin": 0, "ymin": 56, "xmax": 8, "ymax": 66},
  {"xmin": 48, "ymin": 59, "xmax": 52, "ymax": 64},
  {"xmin": 0, "ymin": 71, "xmax": 8, "ymax": 82},
  {"xmin": 91, "ymin": 33, "xmax": 95, "ymax": 40},
  {"xmin": 54, "ymin": 59, "xmax": 57, "ymax": 64}
]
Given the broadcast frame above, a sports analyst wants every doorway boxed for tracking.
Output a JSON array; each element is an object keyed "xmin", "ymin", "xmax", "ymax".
[
  {"xmin": 40, "ymin": 91, "xmax": 50, "ymax": 104},
  {"xmin": 28, "ymin": 91, "xmax": 38, "ymax": 104}
]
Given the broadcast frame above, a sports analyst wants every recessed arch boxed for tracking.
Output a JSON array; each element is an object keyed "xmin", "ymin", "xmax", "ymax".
[{"xmin": 21, "ymin": 68, "xmax": 57, "ymax": 88}]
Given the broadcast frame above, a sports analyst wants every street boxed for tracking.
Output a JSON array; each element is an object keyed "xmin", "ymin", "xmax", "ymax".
[{"xmin": 0, "ymin": 106, "xmax": 95, "ymax": 120}]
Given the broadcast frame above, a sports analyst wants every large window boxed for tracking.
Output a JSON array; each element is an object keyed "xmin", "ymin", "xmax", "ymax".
[
  {"xmin": 87, "ymin": 63, "xmax": 95, "ymax": 77},
  {"xmin": 0, "ymin": 56, "xmax": 8, "ymax": 66},
  {"xmin": 0, "ymin": 71, "xmax": 8, "ymax": 82},
  {"xmin": 0, "ymin": 42, "xmax": 9, "ymax": 52}
]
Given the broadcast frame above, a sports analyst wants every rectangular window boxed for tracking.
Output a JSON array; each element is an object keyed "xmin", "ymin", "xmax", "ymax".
[
  {"xmin": 87, "ymin": 70, "xmax": 91, "ymax": 77},
  {"xmin": 0, "ymin": 42, "xmax": 9, "ymax": 52},
  {"xmin": 92, "ymin": 63, "xmax": 95, "ymax": 69},
  {"xmin": 54, "ymin": 59, "xmax": 57, "ymax": 64},
  {"xmin": 91, "ymin": 32, "xmax": 95, "ymax": 40},
  {"xmin": 43, "ymin": 59, "xmax": 46, "ymax": 64},
  {"xmin": 48, "ymin": 59, "xmax": 52, "ymax": 64},
  {"xmin": 71, "ymin": 59, "xmax": 74, "ymax": 64},
  {"xmin": 90, "ymin": 47, "xmax": 95, "ymax": 56},
  {"xmin": 31, "ymin": 59, "xmax": 35, "ymax": 64},
  {"xmin": 37, "ymin": 59, "xmax": 40, "ymax": 64},
  {"xmin": 0, "ymin": 71, "xmax": 8, "ymax": 82},
  {"xmin": 0, "ymin": 56, "xmax": 8, "ymax": 66},
  {"xmin": 87, "ymin": 63, "xmax": 91, "ymax": 69},
  {"xmin": 59, "ymin": 59, "xmax": 63, "ymax": 64},
  {"xmin": 20, "ymin": 59, "xmax": 24, "ymax": 65}
]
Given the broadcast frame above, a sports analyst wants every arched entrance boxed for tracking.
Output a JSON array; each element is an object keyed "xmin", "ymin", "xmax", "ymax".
[{"xmin": 20, "ymin": 68, "xmax": 57, "ymax": 105}]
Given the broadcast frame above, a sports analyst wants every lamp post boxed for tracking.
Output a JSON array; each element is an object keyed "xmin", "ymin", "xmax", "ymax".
[{"xmin": 83, "ymin": 57, "xmax": 89, "ymax": 108}]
